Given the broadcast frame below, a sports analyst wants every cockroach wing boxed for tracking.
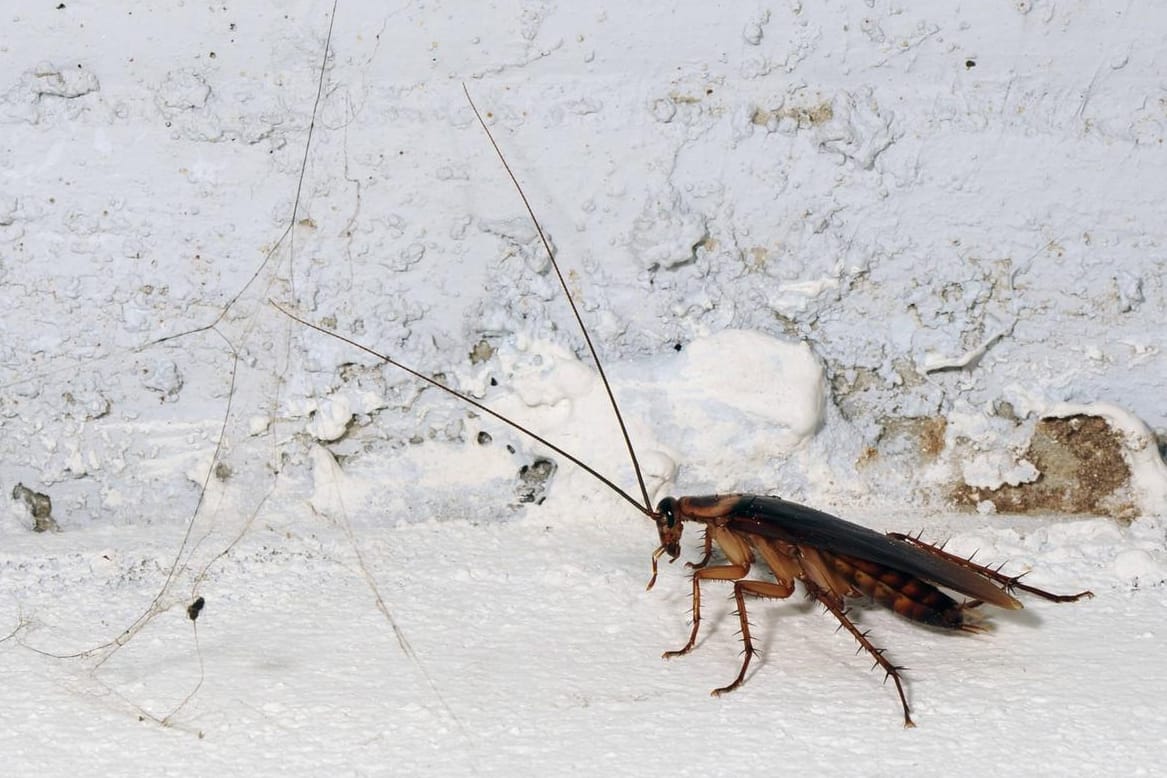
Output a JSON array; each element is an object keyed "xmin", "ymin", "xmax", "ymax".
[{"xmin": 726, "ymin": 496, "xmax": 1022, "ymax": 610}]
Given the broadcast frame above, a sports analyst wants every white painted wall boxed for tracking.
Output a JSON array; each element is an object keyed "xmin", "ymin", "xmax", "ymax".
[{"xmin": 4, "ymin": 2, "xmax": 1165, "ymax": 529}]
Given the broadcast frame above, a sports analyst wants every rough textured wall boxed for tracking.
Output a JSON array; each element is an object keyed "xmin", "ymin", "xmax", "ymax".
[{"xmin": 3, "ymin": 2, "xmax": 1165, "ymax": 533}]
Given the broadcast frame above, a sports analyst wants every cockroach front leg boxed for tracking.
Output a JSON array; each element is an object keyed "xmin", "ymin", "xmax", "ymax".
[
  {"xmin": 686, "ymin": 529, "xmax": 714, "ymax": 570},
  {"xmin": 710, "ymin": 578, "xmax": 795, "ymax": 697},
  {"xmin": 887, "ymin": 533, "xmax": 1095, "ymax": 603}
]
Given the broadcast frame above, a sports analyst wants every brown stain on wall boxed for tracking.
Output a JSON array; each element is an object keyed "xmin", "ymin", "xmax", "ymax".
[
  {"xmin": 751, "ymin": 101, "xmax": 834, "ymax": 128},
  {"xmin": 952, "ymin": 415, "xmax": 1133, "ymax": 517},
  {"xmin": 857, "ymin": 415, "xmax": 948, "ymax": 467}
]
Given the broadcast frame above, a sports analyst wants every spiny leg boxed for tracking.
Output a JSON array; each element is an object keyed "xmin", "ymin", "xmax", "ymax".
[
  {"xmin": 804, "ymin": 580, "xmax": 915, "ymax": 728},
  {"xmin": 686, "ymin": 529, "xmax": 714, "ymax": 570},
  {"xmin": 662, "ymin": 562, "xmax": 749, "ymax": 659},
  {"xmin": 887, "ymin": 532, "xmax": 1094, "ymax": 602},
  {"xmin": 710, "ymin": 579, "xmax": 795, "ymax": 697}
]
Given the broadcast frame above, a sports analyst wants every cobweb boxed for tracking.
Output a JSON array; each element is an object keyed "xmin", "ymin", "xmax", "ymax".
[{"xmin": 0, "ymin": 2, "xmax": 467, "ymax": 732}]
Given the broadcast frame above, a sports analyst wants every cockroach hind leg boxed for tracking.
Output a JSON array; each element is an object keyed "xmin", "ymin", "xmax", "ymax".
[
  {"xmin": 1005, "ymin": 572, "xmax": 1094, "ymax": 603},
  {"xmin": 888, "ymin": 532, "xmax": 1093, "ymax": 604},
  {"xmin": 805, "ymin": 580, "xmax": 915, "ymax": 727}
]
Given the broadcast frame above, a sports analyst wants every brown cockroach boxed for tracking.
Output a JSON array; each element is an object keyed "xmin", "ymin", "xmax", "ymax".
[{"xmin": 278, "ymin": 86, "xmax": 1093, "ymax": 727}]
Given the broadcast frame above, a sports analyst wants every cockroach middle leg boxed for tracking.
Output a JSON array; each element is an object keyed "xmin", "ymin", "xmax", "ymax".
[
  {"xmin": 804, "ymin": 580, "xmax": 914, "ymax": 728},
  {"xmin": 887, "ymin": 533, "xmax": 1094, "ymax": 603},
  {"xmin": 710, "ymin": 578, "xmax": 796, "ymax": 697},
  {"xmin": 663, "ymin": 562, "xmax": 750, "ymax": 659}
]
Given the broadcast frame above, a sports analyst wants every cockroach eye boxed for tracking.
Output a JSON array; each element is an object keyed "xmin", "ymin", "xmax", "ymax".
[{"xmin": 656, "ymin": 497, "xmax": 677, "ymax": 527}]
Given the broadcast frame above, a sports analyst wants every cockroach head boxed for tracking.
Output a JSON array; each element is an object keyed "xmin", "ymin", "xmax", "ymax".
[{"xmin": 654, "ymin": 496, "xmax": 683, "ymax": 560}]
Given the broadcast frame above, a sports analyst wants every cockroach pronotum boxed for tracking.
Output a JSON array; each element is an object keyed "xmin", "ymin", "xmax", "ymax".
[{"xmin": 277, "ymin": 86, "xmax": 1093, "ymax": 727}]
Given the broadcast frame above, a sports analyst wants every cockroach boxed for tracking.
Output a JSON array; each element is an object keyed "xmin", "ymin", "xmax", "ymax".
[{"xmin": 277, "ymin": 86, "xmax": 1093, "ymax": 727}]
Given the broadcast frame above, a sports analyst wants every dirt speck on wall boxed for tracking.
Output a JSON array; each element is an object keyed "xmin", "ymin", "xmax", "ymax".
[
  {"xmin": 953, "ymin": 415, "xmax": 1134, "ymax": 518},
  {"xmin": 857, "ymin": 415, "xmax": 948, "ymax": 466}
]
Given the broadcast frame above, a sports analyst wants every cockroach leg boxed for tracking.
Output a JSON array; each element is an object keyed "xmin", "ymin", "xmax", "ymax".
[
  {"xmin": 1009, "ymin": 578, "xmax": 1093, "ymax": 602},
  {"xmin": 710, "ymin": 579, "xmax": 796, "ymax": 697},
  {"xmin": 662, "ymin": 562, "xmax": 749, "ymax": 659},
  {"xmin": 685, "ymin": 530, "xmax": 714, "ymax": 570},
  {"xmin": 887, "ymin": 533, "xmax": 1094, "ymax": 603},
  {"xmin": 803, "ymin": 579, "xmax": 915, "ymax": 727}
]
